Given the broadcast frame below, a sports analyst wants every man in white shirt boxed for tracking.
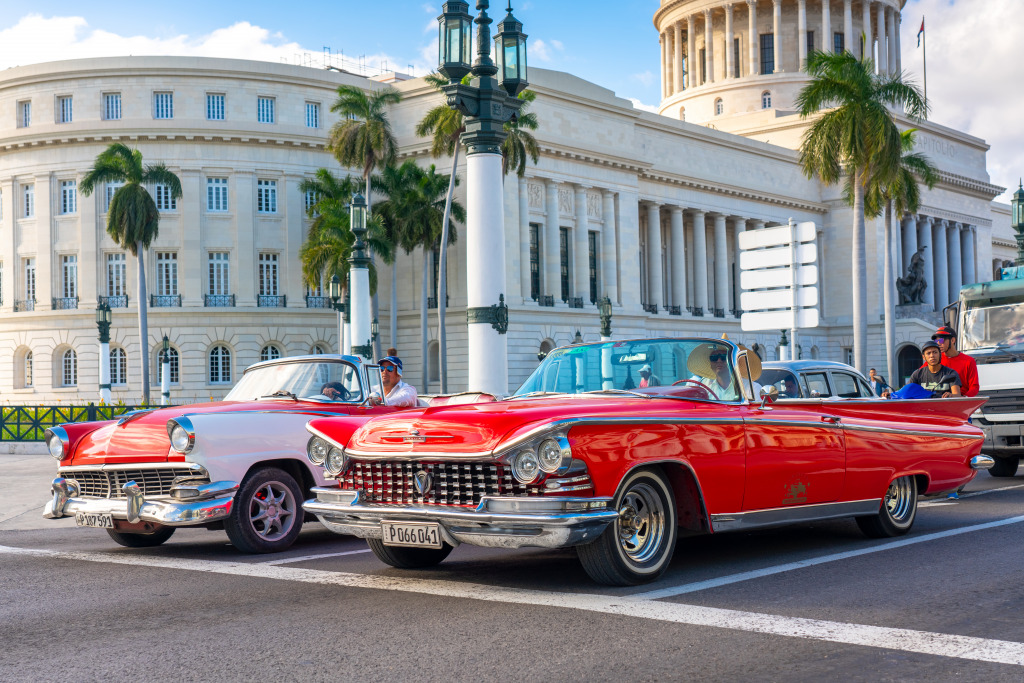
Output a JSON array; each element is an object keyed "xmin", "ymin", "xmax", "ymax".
[{"xmin": 369, "ymin": 355, "xmax": 419, "ymax": 407}]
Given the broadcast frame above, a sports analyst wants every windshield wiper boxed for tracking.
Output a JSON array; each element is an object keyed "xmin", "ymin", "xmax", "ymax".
[
  {"xmin": 992, "ymin": 346, "xmax": 1024, "ymax": 362},
  {"xmin": 510, "ymin": 391, "xmax": 564, "ymax": 399},
  {"xmin": 261, "ymin": 390, "xmax": 298, "ymax": 401},
  {"xmin": 581, "ymin": 389, "xmax": 652, "ymax": 399}
]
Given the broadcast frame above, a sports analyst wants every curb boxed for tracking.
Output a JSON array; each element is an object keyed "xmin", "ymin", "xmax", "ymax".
[{"xmin": 2, "ymin": 443, "xmax": 49, "ymax": 456}]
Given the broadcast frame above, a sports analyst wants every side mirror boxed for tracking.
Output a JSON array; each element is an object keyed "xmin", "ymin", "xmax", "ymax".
[{"xmin": 759, "ymin": 385, "xmax": 778, "ymax": 409}]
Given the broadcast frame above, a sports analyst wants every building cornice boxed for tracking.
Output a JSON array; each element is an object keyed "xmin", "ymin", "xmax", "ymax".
[
  {"xmin": 0, "ymin": 130, "xmax": 328, "ymax": 153},
  {"xmin": 640, "ymin": 168, "xmax": 828, "ymax": 213},
  {"xmin": 933, "ymin": 170, "xmax": 1004, "ymax": 201}
]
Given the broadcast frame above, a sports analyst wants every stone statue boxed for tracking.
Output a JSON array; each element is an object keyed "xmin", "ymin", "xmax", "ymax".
[{"xmin": 897, "ymin": 245, "xmax": 928, "ymax": 305}]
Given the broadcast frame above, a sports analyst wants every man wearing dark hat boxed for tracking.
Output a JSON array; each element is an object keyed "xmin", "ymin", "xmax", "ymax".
[
  {"xmin": 929, "ymin": 325, "xmax": 979, "ymax": 397},
  {"xmin": 369, "ymin": 355, "xmax": 419, "ymax": 407},
  {"xmin": 908, "ymin": 340, "xmax": 962, "ymax": 398}
]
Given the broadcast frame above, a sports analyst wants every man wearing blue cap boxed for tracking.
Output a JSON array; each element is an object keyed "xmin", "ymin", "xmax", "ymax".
[{"xmin": 369, "ymin": 355, "xmax": 418, "ymax": 407}]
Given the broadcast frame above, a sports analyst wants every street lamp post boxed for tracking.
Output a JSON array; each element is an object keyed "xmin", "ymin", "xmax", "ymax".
[
  {"xmin": 598, "ymin": 296, "xmax": 613, "ymax": 341},
  {"xmin": 598, "ymin": 296, "xmax": 613, "ymax": 390},
  {"xmin": 348, "ymin": 193, "xmax": 373, "ymax": 360},
  {"xmin": 160, "ymin": 335, "xmax": 170, "ymax": 406},
  {"xmin": 1012, "ymin": 180, "xmax": 1024, "ymax": 267},
  {"xmin": 438, "ymin": 0, "xmax": 527, "ymax": 395},
  {"xmin": 95, "ymin": 302, "xmax": 112, "ymax": 403},
  {"xmin": 329, "ymin": 275, "xmax": 349, "ymax": 355}
]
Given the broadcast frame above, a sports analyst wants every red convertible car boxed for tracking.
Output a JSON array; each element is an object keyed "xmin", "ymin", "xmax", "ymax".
[{"xmin": 303, "ymin": 338, "xmax": 992, "ymax": 585}]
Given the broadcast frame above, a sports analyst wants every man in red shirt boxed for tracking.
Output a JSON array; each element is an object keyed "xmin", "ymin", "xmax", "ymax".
[{"xmin": 930, "ymin": 325, "xmax": 979, "ymax": 397}]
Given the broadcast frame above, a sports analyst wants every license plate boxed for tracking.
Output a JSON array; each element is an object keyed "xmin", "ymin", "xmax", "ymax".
[
  {"xmin": 381, "ymin": 521, "xmax": 442, "ymax": 548},
  {"xmin": 75, "ymin": 512, "xmax": 114, "ymax": 528}
]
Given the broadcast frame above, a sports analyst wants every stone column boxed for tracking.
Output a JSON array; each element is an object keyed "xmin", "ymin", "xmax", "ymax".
[
  {"xmin": 886, "ymin": 6, "xmax": 897, "ymax": 74},
  {"xmin": 674, "ymin": 22, "xmax": 684, "ymax": 92},
  {"xmin": 704, "ymin": 9, "xmax": 715, "ymax": 83},
  {"xmin": 646, "ymin": 203, "xmax": 664, "ymax": 309},
  {"xmin": 894, "ymin": 211, "xmax": 903, "ymax": 278},
  {"xmin": 748, "ymin": 1, "xmax": 759, "ymax": 75},
  {"xmin": 602, "ymin": 191, "xmax": 618, "ymax": 303},
  {"xmin": 670, "ymin": 207, "xmax": 686, "ymax": 309},
  {"xmin": 918, "ymin": 215, "xmax": 934, "ymax": 310},
  {"xmin": 692, "ymin": 209, "xmax": 709, "ymax": 311},
  {"xmin": 948, "ymin": 222, "xmax": 962, "ymax": 303},
  {"xmin": 0, "ymin": 178, "xmax": 14, "ymax": 313},
  {"xmin": 713, "ymin": 214, "xmax": 729, "ymax": 313},
  {"xmin": 234, "ymin": 171, "xmax": 255, "ymax": 306},
  {"xmin": 35, "ymin": 174, "xmax": 54, "ymax": 310},
  {"xmin": 660, "ymin": 32, "xmax": 667, "ymax": 100},
  {"xmin": 733, "ymin": 218, "xmax": 749, "ymax": 311},
  {"xmin": 844, "ymin": 0, "xmax": 854, "ymax": 54},
  {"xmin": 773, "ymin": 0, "xmax": 783, "ymax": 72},
  {"xmin": 822, "ymin": 0, "xmax": 832, "ymax": 53},
  {"xmin": 574, "ymin": 185, "xmax": 589, "ymax": 302},
  {"xmin": 180, "ymin": 170, "xmax": 203, "ymax": 307},
  {"xmin": 78, "ymin": 171, "xmax": 98, "ymax": 309},
  {"xmin": 687, "ymin": 16, "xmax": 697, "ymax": 88},
  {"xmin": 895, "ymin": 11, "xmax": 902, "ymax": 73},
  {"xmin": 544, "ymin": 179, "xmax": 560, "ymax": 302},
  {"xmin": 798, "ymin": 0, "xmax": 808, "ymax": 67},
  {"xmin": 932, "ymin": 218, "xmax": 949, "ymax": 310},
  {"xmin": 962, "ymin": 226, "xmax": 976, "ymax": 285},
  {"xmin": 875, "ymin": 2, "xmax": 887, "ymax": 73},
  {"xmin": 900, "ymin": 214, "xmax": 917, "ymax": 282},
  {"xmin": 518, "ymin": 177, "xmax": 531, "ymax": 302},
  {"xmin": 862, "ymin": 0, "xmax": 872, "ymax": 63},
  {"xmin": 722, "ymin": 4, "xmax": 734, "ymax": 79}
]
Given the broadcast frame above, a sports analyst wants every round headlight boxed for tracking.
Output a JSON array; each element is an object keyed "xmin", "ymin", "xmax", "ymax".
[
  {"xmin": 538, "ymin": 438, "xmax": 567, "ymax": 473},
  {"xmin": 169, "ymin": 424, "xmax": 192, "ymax": 453},
  {"xmin": 45, "ymin": 429, "xmax": 67, "ymax": 460},
  {"xmin": 325, "ymin": 448, "xmax": 347, "ymax": 475},
  {"xmin": 511, "ymin": 449, "xmax": 540, "ymax": 484},
  {"xmin": 307, "ymin": 436, "xmax": 330, "ymax": 465}
]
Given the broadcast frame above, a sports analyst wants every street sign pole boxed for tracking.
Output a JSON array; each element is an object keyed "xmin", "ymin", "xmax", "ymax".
[{"xmin": 789, "ymin": 218, "xmax": 799, "ymax": 359}]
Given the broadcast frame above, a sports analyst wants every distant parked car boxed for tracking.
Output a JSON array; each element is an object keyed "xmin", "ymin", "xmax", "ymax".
[
  {"xmin": 42, "ymin": 354, "xmax": 405, "ymax": 553},
  {"xmin": 759, "ymin": 360, "xmax": 877, "ymax": 399}
]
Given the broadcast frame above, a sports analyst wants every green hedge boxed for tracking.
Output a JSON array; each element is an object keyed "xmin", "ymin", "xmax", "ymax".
[{"xmin": 0, "ymin": 405, "xmax": 162, "ymax": 442}]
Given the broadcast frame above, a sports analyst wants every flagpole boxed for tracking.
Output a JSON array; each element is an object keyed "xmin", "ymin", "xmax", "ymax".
[{"xmin": 922, "ymin": 17, "xmax": 927, "ymax": 114}]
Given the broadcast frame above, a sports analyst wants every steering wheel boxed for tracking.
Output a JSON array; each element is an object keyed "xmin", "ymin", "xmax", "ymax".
[{"xmin": 671, "ymin": 378, "xmax": 720, "ymax": 400}]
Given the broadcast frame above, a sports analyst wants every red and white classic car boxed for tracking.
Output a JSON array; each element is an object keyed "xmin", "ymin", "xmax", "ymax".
[
  {"xmin": 43, "ymin": 354, "xmax": 401, "ymax": 553},
  {"xmin": 304, "ymin": 338, "xmax": 992, "ymax": 585}
]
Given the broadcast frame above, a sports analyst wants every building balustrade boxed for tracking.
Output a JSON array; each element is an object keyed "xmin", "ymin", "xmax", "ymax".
[
  {"xmin": 643, "ymin": 303, "xmax": 659, "ymax": 314},
  {"xmin": 669, "ymin": 305, "xmax": 682, "ymax": 316},
  {"xmin": 150, "ymin": 294, "xmax": 182, "ymax": 308},
  {"xmin": 712, "ymin": 308, "xmax": 725, "ymax": 318},
  {"xmin": 14, "ymin": 299, "xmax": 35, "ymax": 312},
  {"xmin": 731, "ymin": 308, "xmax": 743, "ymax": 319},
  {"xmin": 568, "ymin": 297, "xmax": 584, "ymax": 309},
  {"xmin": 257, "ymin": 295, "xmax": 287, "ymax": 308},
  {"xmin": 305, "ymin": 295, "xmax": 332, "ymax": 309},
  {"xmin": 99, "ymin": 295, "xmax": 128, "ymax": 308},
  {"xmin": 687, "ymin": 306, "xmax": 704, "ymax": 317},
  {"xmin": 204, "ymin": 294, "xmax": 235, "ymax": 307},
  {"xmin": 51, "ymin": 297, "xmax": 79, "ymax": 310},
  {"xmin": 539, "ymin": 295, "xmax": 554, "ymax": 307}
]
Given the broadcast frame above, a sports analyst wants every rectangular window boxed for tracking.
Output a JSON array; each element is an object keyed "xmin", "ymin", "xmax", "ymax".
[
  {"xmin": 208, "ymin": 252, "xmax": 230, "ymax": 295},
  {"xmin": 207, "ymin": 93, "xmax": 225, "ymax": 120},
  {"xmin": 154, "ymin": 92, "xmax": 174, "ymax": 119},
  {"xmin": 257, "ymin": 179, "xmax": 277, "ymax": 213},
  {"xmin": 834, "ymin": 32, "xmax": 845, "ymax": 54},
  {"xmin": 0, "ymin": 188, "xmax": 3, "ymax": 219},
  {"xmin": 699, "ymin": 48, "xmax": 707, "ymax": 83},
  {"xmin": 104, "ymin": 93, "xmax": 121, "ymax": 120},
  {"xmin": 62, "ymin": 255, "xmax": 78, "ymax": 299},
  {"xmin": 154, "ymin": 184, "xmax": 177, "ymax": 211},
  {"xmin": 57, "ymin": 96, "xmax": 73, "ymax": 123},
  {"xmin": 17, "ymin": 101, "xmax": 31, "ymax": 128},
  {"xmin": 733, "ymin": 38, "xmax": 741, "ymax": 78},
  {"xmin": 258, "ymin": 96, "xmax": 275, "ymax": 123},
  {"xmin": 304, "ymin": 189, "xmax": 319, "ymax": 216},
  {"xmin": 60, "ymin": 180, "xmax": 77, "ymax": 214},
  {"xmin": 760, "ymin": 34, "xmax": 775, "ymax": 75},
  {"xmin": 806, "ymin": 30, "xmax": 814, "ymax": 57},
  {"xmin": 207, "ymin": 178, "xmax": 228, "ymax": 212},
  {"xmin": 306, "ymin": 102, "xmax": 320, "ymax": 128},
  {"xmin": 588, "ymin": 231, "xmax": 599, "ymax": 305},
  {"xmin": 23, "ymin": 184, "xmax": 34, "ymax": 218},
  {"xmin": 156, "ymin": 252, "xmax": 178, "ymax": 296},
  {"xmin": 105, "ymin": 181, "xmax": 125, "ymax": 212},
  {"xmin": 529, "ymin": 223, "xmax": 540, "ymax": 301},
  {"xmin": 0, "ymin": 262, "xmax": 4, "ymax": 306},
  {"xmin": 24, "ymin": 258, "xmax": 36, "ymax": 301},
  {"xmin": 258, "ymin": 253, "xmax": 279, "ymax": 296},
  {"xmin": 559, "ymin": 227, "xmax": 570, "ymax": 303},
  {"xmin": 107, "ymin": 253, "xmax": 126, "ymax": 296}
]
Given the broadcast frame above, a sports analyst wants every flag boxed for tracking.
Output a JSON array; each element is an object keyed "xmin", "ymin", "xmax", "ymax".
[{"xmin": 917, "ymin": 17, "xmax": 925, "ymax": 47}]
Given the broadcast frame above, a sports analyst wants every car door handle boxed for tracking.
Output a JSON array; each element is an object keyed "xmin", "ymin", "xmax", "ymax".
[{"xmin": 820, "ymin": 416, "xmax": 841, "ymax": 424}]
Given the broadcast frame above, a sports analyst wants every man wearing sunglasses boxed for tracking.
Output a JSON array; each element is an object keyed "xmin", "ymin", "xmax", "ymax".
[{"xmin": 369, "ymin": 355, "xmax": 419, "ymax": 407}]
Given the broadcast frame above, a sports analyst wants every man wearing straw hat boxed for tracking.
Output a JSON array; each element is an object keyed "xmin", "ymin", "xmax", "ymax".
[{"xmin": 687, "ymin": 341, "xmax": 763, "ymax": 401}]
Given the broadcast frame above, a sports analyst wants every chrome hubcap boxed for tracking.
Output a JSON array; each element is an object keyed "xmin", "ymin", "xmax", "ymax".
[
  {"xmin": 250, "ymin": 481, "xmax": 296, "ymax": 541},
  {"xmin": 616, "ymin": 483, "xmax": 666, "ymax": 564},
  {"xmin": 884, "ymin": 477, "xmax": 914, "ymax": 524}
]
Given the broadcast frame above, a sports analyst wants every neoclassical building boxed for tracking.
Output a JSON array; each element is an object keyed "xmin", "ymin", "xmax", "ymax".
[{"xmin": 0, "ymin": 4, "xmax": 1015, "ymax": 402}]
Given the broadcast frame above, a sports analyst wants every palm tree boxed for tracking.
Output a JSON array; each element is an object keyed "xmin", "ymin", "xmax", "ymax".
[
  {"xmin": 327, "ymin": 84, "xmax": 402, "ymax": 359},
  {"xmin": 501, "ymin": 89, "xmax": 540, "ymax": 178},
  {"xmin": 796, "ymin": 50, "xmax": 927, "ymax": 373},
  {"xmin": 80, "ymin": 143, "xmax": 182, "ymax": 405}
]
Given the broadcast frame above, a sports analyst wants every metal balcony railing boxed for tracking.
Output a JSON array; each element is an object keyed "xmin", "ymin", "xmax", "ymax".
[
  {"xmin": 150, "ymin": 294, "xmax": 182, "ymax": 308},
  {"xmin": 258, "ymin": 295, "xmax": 287, "ymax": 308},
  {"xmin": 669, "ymin": 305, "xmax": 682, "ymax": 316},
  {"xmin": 643, "ymin": 303, "xmax": 658, "ymax": 315},
  {"xmin": 731, "ymin": 308, "xmax": 743, "ymax": 319},
  {"xmin": 539, "ymin": 295, "xmax": 554, "ymax": 307},
  {"xmin": 305, "ymin": 295, "xmax": 332, "ymax": 309},
  {"xmin": 99, "ymin": 295, "xmax": 128, "ymax": 308},
  {"xmin": 51, "ymin": 297, "xmax": 79, "ymax": 310},
  {"xmin": 568, "ymin": 297, "xmax": 584, "ymax": 309},
  {"xmin": 14, "ymin": 299, "xmax": 35, "ymax": 312},
  {"xmin": 204, "ymin": 294, "xmax": 235, "ymax": 307},
  {"xmin": 427, "ymin": 295, "xmax": 449, "ymax": 309},
  {"xmin": 687, "ymin": 306, "xmax": 704, "ymax": 317},
  {"xmin": 712, "ymin": 308, "xmax": 725, "ymax": 318}
]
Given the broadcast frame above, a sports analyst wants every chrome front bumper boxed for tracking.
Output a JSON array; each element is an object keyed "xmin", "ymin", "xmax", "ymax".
[
  {"xmin": 304, "ymin": 487, "xmax": 619, "ymax": 549},
  {"xmin": 43, "ymin": 477, "xmax": 239, "ymax": 526}
]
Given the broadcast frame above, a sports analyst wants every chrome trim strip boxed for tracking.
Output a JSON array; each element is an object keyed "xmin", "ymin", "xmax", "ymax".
[
  {"xmin": 971, "ymin": 455, "xmax": 995, "ymax": 470},
  {"xmin": 710, "ymin": 499, "xmax": 882, "ymax": 533},
  {"xmin": 747, "ymin": 419, "xmax": 842, "ymax": 429},
  {"xmin": 44, "ymin": 477, "xmax": 235, "ymax": 525},
  {"xmin": 57, "ymin": 462, "xmax": 207, "ymax": 474},
  {"xmin": 840, "ymin": 423, "xmax": 984, "ymax": 440}
]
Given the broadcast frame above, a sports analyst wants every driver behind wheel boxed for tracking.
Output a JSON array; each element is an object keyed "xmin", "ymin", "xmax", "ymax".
[
  {"xmin": 686, "ymin": 344, "xmax": 763, "ymax": 401},
  {"xmin": 319, "ymin": 381, "xmax": 347, "ymax": 401}
]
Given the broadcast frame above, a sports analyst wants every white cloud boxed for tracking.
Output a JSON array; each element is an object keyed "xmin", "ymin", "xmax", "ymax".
[
  {"xmin": 628, "ymin": 98, "xmax": 659, "ymax": 113},
  {"xmin": 530, "ymin": 38, "xmax": 564, "ymax": 63},
  {"xmin": 631, "ymin": 70, "xmax": 654, "ymax": 87}
]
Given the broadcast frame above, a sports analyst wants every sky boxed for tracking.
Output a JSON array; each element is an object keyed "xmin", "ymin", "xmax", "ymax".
[{"xmin": 0, "ymin": 0, "xmax": 1020, "ymax": 202}]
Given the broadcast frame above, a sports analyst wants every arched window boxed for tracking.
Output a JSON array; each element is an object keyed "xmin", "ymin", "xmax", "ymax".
[
  {"xmin": 761, "ymin": 91, "xmax": 772, "ymax": 109},
  {"xmin": 260, "ymin": 344, "xmax": 281, "ymax": 362},
  {"xmin": 538, "ymin": 339, "xmax": 555, "ymax": 362},
  {"xmin": 678, "ymin": 107, "xmax": 686, "ymax": 122},
  {"xmin": 209, "ymin": 345, "xmax": 231, "ymax": 384},
  {"xmin": 310, "ymin": 344, "xmax": 327, "ymax": 355},
  {"xmin": 714, "ymin": 98, "xmax": 723, "ymax": 115},
  {"xmin": 62, "ymin": 349, "xmax": 77, "ymax": 386},
  {"xmin": 897, "ymin": 344, "xmax": 921, "ymax": 386},
  {"xmin": 24, "ymin": 351, "xmax": 33, "ymax": 387},
  {"xmin": 157, "ymin": 347, "xmax": 179, "ymax": 385},
  {"xmin": 427, "ymin": 341, "xmax": 440, "ymax": 383},
  {"xmin": 810, "ymin": 345, "xmax": 820, "ymax": 360},
  {"xmin": 110, "ymin": 347, "xmax": 127, "ymax": 385}
]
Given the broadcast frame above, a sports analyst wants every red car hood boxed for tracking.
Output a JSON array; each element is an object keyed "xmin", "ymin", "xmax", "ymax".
[
  {"xmin": 69, "ymin": 400, "xmax": 361, "ymax": 466},
  {"xmin": 314, "ymin": 396, "xmax": 715, "ymax": 456}
]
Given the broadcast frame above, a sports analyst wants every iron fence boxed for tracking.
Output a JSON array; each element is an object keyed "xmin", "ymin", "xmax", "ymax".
[
  {"xmin": 0, "ymin": 404, "xmax": 161, "ymax": 442},
  {"xmin": 99, "ymin": 295, "xmax": 129, "ymax": 308},
  {"xmin": 151, "ymin": 294, "xmax": 182, "ymax": 307},
  {"xmin": 204, "ymin": 294, "xmax": 235, "ymax": 307},
  {"xmin": 52, "ymin": 297, "xmax": 79, "ymax": 310},
  {"xmin": 258, "ymin": 295, "xmax": 287, "ymax": 308},
  {"xmin": 14, "ymin": 300, "xmax": 35, "ymax": 312},
  {"xmin": 305, "ymin": 295, "xmax": 332, "ymax": 309}
]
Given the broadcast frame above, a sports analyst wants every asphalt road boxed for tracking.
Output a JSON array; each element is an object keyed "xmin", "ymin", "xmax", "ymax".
[{"xmin": 3, "ymin": 452, "xmax": 1024, "ymax": 682}]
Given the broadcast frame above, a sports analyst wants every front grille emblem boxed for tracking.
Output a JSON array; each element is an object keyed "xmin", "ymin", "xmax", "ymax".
[
  {"xmin": 414, "ymin": 470, "xmax": 433, "ymax": 496},
  {"xmin": 403, "ymin": 429, "xmax": 427, "ymax": 443}
]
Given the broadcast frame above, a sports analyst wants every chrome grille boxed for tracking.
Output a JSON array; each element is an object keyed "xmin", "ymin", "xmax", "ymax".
[
  {"xmin": 342, "ymin": 461, "xmax": 538, "ymax": 507},
  {"xmin": 63, "ymin": 467, "xmax": 202, "ymax": 499}
]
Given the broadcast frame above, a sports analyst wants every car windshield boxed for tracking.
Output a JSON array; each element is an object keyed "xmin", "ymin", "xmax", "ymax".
[
  {"xmin": 760, "ymin": 369, "xmax": 803, "ymax": 398},
  {"xmin": 960, "ymin": 300, "xmax": 1024, "ymax": 351},
  {"xmin": 225, "ymin": 359, "xmax": 364, "ymax": 403},
  {"xmin": 514, "ymin": 338, "xmax": 749, "ymax": 401}
]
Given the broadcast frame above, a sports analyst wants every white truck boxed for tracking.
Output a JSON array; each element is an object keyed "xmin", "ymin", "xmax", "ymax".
[{"xmin": 952, "ymin": 265, "xmax": 1024, "ymax": 477}]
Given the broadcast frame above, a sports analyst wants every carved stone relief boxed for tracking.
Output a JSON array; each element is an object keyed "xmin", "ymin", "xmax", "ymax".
[
  {"xmin": 528, "ymin": 182, "xmax": 543, "ymax": 209},
  {"xmin": 558, "ymin": 187, "xmax": 574, "ymax": 215},
  {"xmin": 586, "ymin": 192, "xmax": 601, "ymax": 219}
]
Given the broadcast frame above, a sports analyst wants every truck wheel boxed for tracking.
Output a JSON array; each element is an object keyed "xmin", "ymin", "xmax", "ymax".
[
  {"xmin": 367, "ymin": 538, "xmax": 453, "ymax": 568},
  {"xmin": 988, "ymin": 456, "xmax": 1019, "ymax": 478},
  {"xmin": 225, "ymin": 467, "xmax": 304, "ymax": 554},
  {"xmin": 856, "ymin": 475, "xmax": 917, "ymax": 538},
  {"xmin": 577, "ymin": 467, "xmax": 677, "ymax": 586},
  {"xmin": 106, "ymin": 525, "xmax": 175, "ymax": 548}
]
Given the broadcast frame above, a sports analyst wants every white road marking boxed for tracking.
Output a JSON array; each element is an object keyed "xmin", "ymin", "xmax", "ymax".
[
  {"xmin": 920, "ymin": 483, "xmax": 1024, "ymax": 507},
  {"xmin": 634, "ymin": 514, "xmax": 1024, "ymax": 600},
  {"xmin": 2, "ymin": 542, "xmax": 1023, "ymax": 667},
  {"xmin": 263, "ymin": 548, "xmax": 371, "ymax": 565}
]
